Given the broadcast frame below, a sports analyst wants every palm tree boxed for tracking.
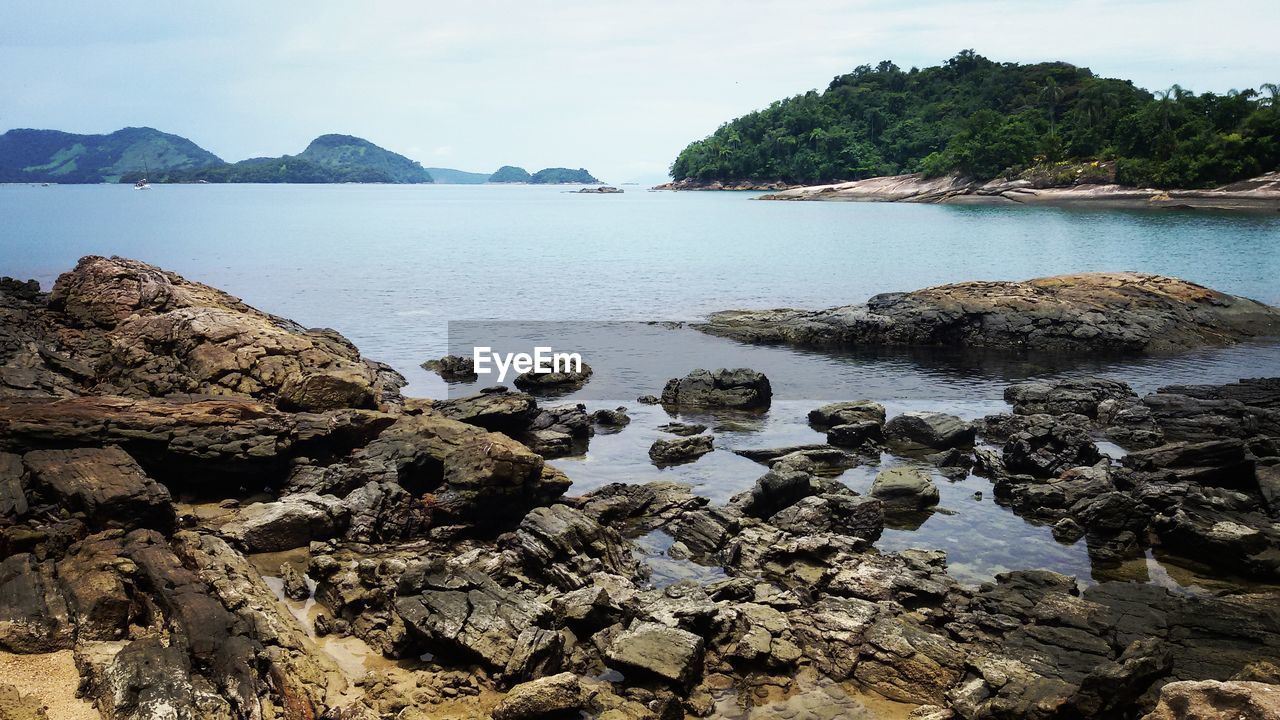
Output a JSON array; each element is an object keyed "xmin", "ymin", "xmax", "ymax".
[
  {"xmin": 1038, "ymin": 77, "xmax": 1066, "ymax": 136},
  {"xmin": 1259, "ymin": 83, "xmax": 1280, "ymax": 108}
]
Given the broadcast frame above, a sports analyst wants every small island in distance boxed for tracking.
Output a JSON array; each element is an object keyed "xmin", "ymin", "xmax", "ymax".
[{"xmin": 0, "ymin": 127, "xmax": 602, "ymax": 185}]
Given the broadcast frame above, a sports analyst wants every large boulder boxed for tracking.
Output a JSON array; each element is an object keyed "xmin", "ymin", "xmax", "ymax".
[
  {"xmin": 218, "ymin": 493, "xmax": 349, "ymax": 552},
  {"xmin": 870, "ymin": 467, "xmax": 940, "ymax": 511},
  {"xmin": 492, "ymin": 673, "xmax": 585, "ymax": 720},
  {"xmin": 660, "ymin": 368, "xmax": 771, "ymax": 409},
  {"xmin": 604, "ymin": 621, "xmax": 705, "ymax": 685},
  {"xmin": 513, "ymin": 362, "xmax": 593, "ymax": 392},
  {"xmin": 808, "ymin": 401, "xmax": 886, "ymax": 428},
  {"xmin": 432, "ymin": 390, "xmax": 538, "ymax": 433},
  {"xmin": 884, "ymin": 411, "xmax": 975, "ymax": 451},
  {"xmin": 0, "ymin": 554, "xmax": 72, "ymax": 652},
  {"xmin": 500, "ymin": 504, "xmax": 640, "ymax": 590},
  {"xmin": 1005, "ymin": 377, "xmax": 1138, "ymax": 418},
  {"xmin": 46, "ymin": 255, "xmax": 399, "ymax": 411},
  {"xmin": 1142, "ymin": 680, "xmax": 1280, "ymax": 720},
  {"xmin": 1000, "ymin": 414, "xmax": 1102, "ymax": 477},
  {"xmin": 23, "ymin": 446, "xmax": 174, "ymax": 532}
]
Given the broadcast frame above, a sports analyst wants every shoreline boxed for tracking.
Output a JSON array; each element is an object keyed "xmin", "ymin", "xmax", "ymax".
[{"xmin": 658, "ymin": 171, "xmax": 1280, "ymax": 212}]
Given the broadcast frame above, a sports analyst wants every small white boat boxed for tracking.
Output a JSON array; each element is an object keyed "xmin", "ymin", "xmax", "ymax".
[{"xmin": 133, "ymin": 178, "xmax": 151, "ymax": 190}]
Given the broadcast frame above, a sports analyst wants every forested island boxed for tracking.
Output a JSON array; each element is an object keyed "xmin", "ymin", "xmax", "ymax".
[
  {"xmin": 670, "ymin": 51, "xmax": 1280, "ymax": 189},
  {"xmin": 0, "ymin": 127, "xmax": 602, "ymax": 185}
]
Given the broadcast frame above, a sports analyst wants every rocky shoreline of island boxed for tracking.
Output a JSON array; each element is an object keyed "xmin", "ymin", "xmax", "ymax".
[
  {"xmin": 654, "ymin": 172, "xmax": 1280, "ymax": 212},
  {"xmin": 2, "ymin": 257, "xmax": 1279, "ymax": 719}
]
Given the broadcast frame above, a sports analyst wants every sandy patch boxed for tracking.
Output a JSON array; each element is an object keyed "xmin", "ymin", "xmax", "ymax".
[{"xmin": 0, "ymin": 650, "xmax": 98, "ymax": 720}]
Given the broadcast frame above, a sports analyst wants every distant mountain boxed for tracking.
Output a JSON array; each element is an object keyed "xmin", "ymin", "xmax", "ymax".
[
  {"xmin": 0, "ymin": 127, "xmax": 223, "ymax": 183},
  {"xmin": 489, "ymin": 165, "xmax": 532, "ymax": 183},
  {"xmin": 425, "ymin": 167, "xmax": 490, "ymax": 184},
  {"xmin": 529, "ymin": 167, "xmax": 600, "ymax": 184},
  {"xmin": 166, "ymin": 134, "xmax": 433, "ymax": 184}
]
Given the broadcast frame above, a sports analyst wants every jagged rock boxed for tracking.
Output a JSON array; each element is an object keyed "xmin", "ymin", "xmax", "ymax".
[
  {"xmin": 656, "ymin": 421, "xmax": 706, "ymax": 436},
  {"xmin": 1151, "ymin": 489, "xmax": 1280, "ymax": 578},
  {"xmin": 22, "ymin": 446, "xmax": 174, "ymax": 532},
  {"xmin": 517, "ymin": 404, "xmax": 592, "ymax": 459},
  {"xmin": 219, "ymin": 493, "xmax": 349, "ymax": 552},
  {"xmin": 605, "ymin": 621, "xmax": 704, "ymax": 685},
  {"xmin": 649, "ymin": 435, "xmax": 714, "ymax": 466},
  {"xmin": 1140, "ymin": 390, "xmax": 1280, "ymax": 445},
  {"xmin": 1123, "ymin": 439, "xmax": 1255, "ymax": 489},
  {"xmin": 591, "ymin": 407, "xmax": 630, "ymax": 428},
  {"xmin": 432, "ymin": 391, "xmax": 538, "ymax": 433},
  {"xmin": 854, "ymin": 618, "xmax": 966, "ymax": 705},
  {"xmin": 395, "ymin": 568, "xmax": 553, "ymax": 671},
  {"xmin": 769, "ymin": 494, "xmax": 884, "ymax": 540},
  {"xmin": 571, "ymin": 481, "xmax": 706, "ymax": 527},
  {"xmin": 787, "ymin": 596, "xmax": 879, "ymax": 680},
  {"xmin": 422, "ymin": 354, "xmax": 477, "ymax": 382},
  {"xmin": 500, "ymin": 504, "xmax": 640, "ymax": 590},
  {"xmin": 885, "ymin": 412, "xmax": 976, "ymax": 451},
  {"xmin": 514, "ymin": 362, "xmax": 593, "ymax": 392},
  {"xmin": 733, "ymin": 445, "xmax": 862, "ymax": 475},
  {"xmin": 47, "ymin": 255, "xmax": 398, "ymax": 411},
  {"xmin": 1000, "ymin": 414, "xmax": 1102, "ymax": 477},
  {"xmin": 341, "ymin": 481, "xmax": 429, "ymax": 542},
  {"xmin": 492, "ymin": 672, "xmax": 585, "ymax": 720},
  {"xmin": 80, "ymin": 636, "xmax": 236, "ymax": 720},
  {"xmin": 0, "ymin": 452, "xmax": 28, "ymax": 519},
  {"xmin": 1260, "ymin": 462, "xmax": 1280, "ymax": 512},
  {"xmin": 697, "ymin": 273, "xmax": 1280, "ymax": 355},
  {"xmin": 280, "ymin": 563, "xmax": 310, "ymax": 600},
  {"xmin": 1142, "ymin": 680, "xmax": 1280, "ymax": 720},
  {"xmin": 826, "ymin": 420, "xmax": 883, "ymax": 449},
  {"xmin": 1005, "ymin": 378, "xmax": 1138, "ymax": 417},
  {"xmin": 871, "ymin": 467, "xmax": 940, "ymax": 511},
  {"xmin": 998, "ymin": 462, "xmax": 1114, "ymax": 521},
  {"xmin": 808, "ymin": 401, "xmax": 886, "ymax": 429},
  {"xmin": 659, "ymin": 368, "xmax": 771, "ymax": 409},
  {"xmin": 636, "ymin": 395, "xmax": 659, "ymax": 405},
  {"xmin": 0, "ymin": 553, "xmax": 72, "ymax": 652}
]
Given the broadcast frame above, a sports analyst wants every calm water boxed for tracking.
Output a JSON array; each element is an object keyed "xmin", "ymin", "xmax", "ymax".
[{"xmin": 3, "ymin": 183, "xmax": 1280, "ymax": 586}]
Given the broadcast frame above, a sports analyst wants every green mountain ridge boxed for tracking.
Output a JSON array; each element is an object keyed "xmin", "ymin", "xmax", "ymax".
[
  {"xmin": 1, "ymin": 127, "xmax": 605, "ymax": 185},
  {"xmin": 670, "ymin": 51, "xmax": 1280, "ymax": 189}
]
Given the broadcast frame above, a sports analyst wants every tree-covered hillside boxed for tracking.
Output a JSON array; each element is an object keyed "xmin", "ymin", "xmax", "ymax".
[
  {"xmin": 670, "ymin": 51, "xmax": 1280, "ymax": 188},
  {"xmin": 152, "ymin": 134, "xmax": 434, "ymax": 184},
  {"xmin": 489, "ymin": 165, "xmax": 533, "ymax": 183},
  {"xmin": 0, "ymin": 127, "xmax": 223, "ymax": 183},
  {"xmin": 529, "ymin": 167, "xmax": 599, "ymax": 184}
]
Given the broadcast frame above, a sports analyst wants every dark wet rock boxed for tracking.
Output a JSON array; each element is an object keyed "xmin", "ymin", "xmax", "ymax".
[
  {"xmin": 1122, "ymin": 439, "xmax": 1255, "ymax": 489},
  {"xmin": 1140, "ymin": 391, "xmax": 1280, "ymax": 445},
  {"xmin": 871, "ymin": 467, "xmax": 940, "ymax": 512},
  {"xmin": 670, "ymin": 507, "xmax": 742, "ymax": 557},
  {"xmin": 637, "ymin": 395, "xmax": 660, "ymax": 405},
  {"xmin": 1259, "ymin": 462, "xmax": 1280, "ymax": 512},
  {"xmin": 79, "ymin": 636, "xmax": 236, "ymax": 720},
  {"xmin": 1144, "ymin": 679, "xmax": 1280, "ymax": 719},
  {"xmin": 1005, "ymin": 377, "xmax": 1138, "ymax": 418},
  {"xmin": 591, "ymin": 406, "xmax": 631, "ymax": 428},
  {"xmin": 514, "ymin": 362, "xmax": 593, "ymax": 392},
  {"xmin": 659, "ymin": 368, "xmax": 771, "ymax": 410},
  {"xmin": 0, "ymin": 452, "xmax": 28, "ymax": 519},
  {"xmin": 808, "ymin": 401, "xmax": 886, "ymax": 429},
  {"xmin": 422, "ymin": 354, "xmax": 478, "ymax": 382},
  {"xmin": 492, "ymin": 672, "xmax": 586, "ymax": 720},
  {"xmin": 219, "ymin": 492, "xmax": 349, "ymax": 552},
  {"xmin": 0, "ymin": 553, "xmax": 72, "ymax": 652},
  {"xmin": 826, "ymin": 420, "xmax": 883, "ymax": 449},
  {"xmin": 698, "ymin": 273, "xmax": 1280, "ymax": 355},
  {"xmin": 1158, "ymin": 377, "xmax": 1280, "ymax": 408},
  {"xmin": 395, "ymin": 568, "xmax": 554, "ymax": 673},
  {"xmin": 432, "ymin": 390, "xmax": 538, "ymax": 433},
  {"xmin": 500, "ymin": 504, "xmax": 641, "ymax": 591},
  {"xmin": 517, "ymin": 403, "xmax": 593, "ymax": 459},
  {"xmin": 997, "ymin": 462, "xmax": 1114, "ymax": 522},
  {"xmin": 885, "ymin": 412, "xmax": 976, "ymax": 451},
  {"xmin": 1000, "ymin": 413, "xmax": 1102, "ymax": 477},
  {"xmin": 769, "ymin": 494, "xmax": 884, "ymax": 540},
  {"xmin": 656, "ymin": 422, "xmax": 706, "ymax": 436},
  {"xmin": 649, "ymin": 435, "xmax": 714, "ymax": 466},
  {"xmin": 605, "ymin": 621, "xmax": 704, "ymax": 685},
  {"xmin": 571, "ymin": 481, "xmax": 706, "ymax": 527},
  {"xmin": 1073, "ymin": 491, "xmax": 1152, "ymax": 534},
  {"xmin": 47, "ymin": 255, "xmax": 400, "ymax": 411},
  {"xmin": 1151, "ymin": 489, "xmax": 1280, "ymax": 578},
  {"xmin": 23, "ymin": 446, "xmax": 175, "ymax": 532},
  {"xmin": 733, "ymin": 445, "xmax": 862, "ymax": 475}
]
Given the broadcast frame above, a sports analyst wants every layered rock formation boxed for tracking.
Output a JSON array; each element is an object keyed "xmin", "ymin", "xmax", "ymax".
[{"xmin": 699, "ymin": 273, "xmax": 1280, "ymax": 355}]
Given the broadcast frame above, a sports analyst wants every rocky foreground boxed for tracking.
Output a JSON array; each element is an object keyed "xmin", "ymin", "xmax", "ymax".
[
  {"xmin": 754, "ymin": 171, "xmax": 1280, "ymax": 211},
  {"xmin": 698, "ymin": 272, "xmax": 1280, "ymax": 355},
  {"xmin": 2, "ymin": 257, "xmax": 1280, "ymax": 719}
]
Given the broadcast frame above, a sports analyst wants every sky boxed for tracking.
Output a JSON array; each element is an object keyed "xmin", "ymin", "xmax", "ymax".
[{"xmin": 2, "ymin": 1, "xmax": 1278, "ymax": 184}]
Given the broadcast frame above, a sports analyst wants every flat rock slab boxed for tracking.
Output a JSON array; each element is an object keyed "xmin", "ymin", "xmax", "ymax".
[
  {"xmin": 698, "ymin": 272, "xmax": 1280, "ymax": 355},
  {"xmin": 605, "ymin": 621, "xmax": 704, "ymax": 685}
]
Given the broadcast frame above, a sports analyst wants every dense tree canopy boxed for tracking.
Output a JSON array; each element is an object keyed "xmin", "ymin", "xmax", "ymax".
[{"xmin": 670, "ymin": 52, "xmax": 1280, "ymax": 188}]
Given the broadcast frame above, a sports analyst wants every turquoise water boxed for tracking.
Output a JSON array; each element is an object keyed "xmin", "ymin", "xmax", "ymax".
[{"xmin": 3, "ymin": 183, "xmax": 1280, "ymax": 585}]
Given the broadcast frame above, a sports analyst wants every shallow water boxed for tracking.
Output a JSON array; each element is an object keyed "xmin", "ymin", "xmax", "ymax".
[{"xmin": 4, "ymin": 184, "xmax": 1280, "ymax": 586}]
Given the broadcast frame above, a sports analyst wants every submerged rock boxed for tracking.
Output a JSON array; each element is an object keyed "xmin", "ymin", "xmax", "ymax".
[
  {"xmin": 808, "ymin": 400, "xmax": 886, "ymax": 428},
  {"xmin": 870, "ymin": 467, "xmax": 940, "ymax": 511},
  {"xmin": 885, "ymin": 411, "xmax": 975, "ymax": 451}
]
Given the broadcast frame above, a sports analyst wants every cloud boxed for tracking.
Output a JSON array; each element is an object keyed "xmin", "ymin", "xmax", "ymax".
[{"xmin": 2, "ymin": 0, "xmax": 1277, "ymax": 181}]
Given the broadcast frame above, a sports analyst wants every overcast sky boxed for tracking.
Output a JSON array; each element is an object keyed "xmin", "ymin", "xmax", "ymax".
[{"xmin": 3, "ymin": 1, "xmax": 1277, "ymax": 183}]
